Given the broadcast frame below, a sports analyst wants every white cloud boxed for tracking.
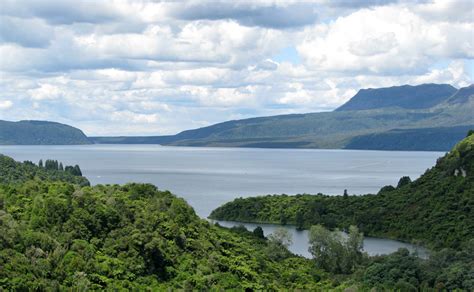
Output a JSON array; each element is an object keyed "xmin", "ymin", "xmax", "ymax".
[
  {"xmin": 0, "ymin": 100, "xmax": 13, "ymax": 110},
  {"xmin": 414, "ymin": 61, "xmax": 472, "ymax": 88},
  {"xmin": 0, "ymin": 0, "xmax": 472, "ymax": 135},
  {"xmin": 28, "ymin": 84, "xmax": 65, "ymax": 100},
  {"xmin": 298, "ymin": 5, "xmax": 473, "ymax": 74}
]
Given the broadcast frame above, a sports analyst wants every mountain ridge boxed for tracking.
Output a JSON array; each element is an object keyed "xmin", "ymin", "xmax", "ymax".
[{"xmin": 2, "ymin": 83, "xmax": 473, "ymax": 150}]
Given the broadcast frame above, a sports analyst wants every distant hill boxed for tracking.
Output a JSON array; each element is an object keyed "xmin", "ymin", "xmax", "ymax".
[
  {"xmin": 92, "ymin": 84, "xmax": 474, "ymax": 151},
  {"xmin": 0, "ymin": 120, "xmax": 91, "ymax": 145},
  {"xmin": 335, "ymin": 83, "xmax": 457, "ymax": 111}
]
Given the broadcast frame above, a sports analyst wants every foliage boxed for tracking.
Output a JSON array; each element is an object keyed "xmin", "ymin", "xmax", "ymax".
[
  {"xmin": 0, "ymin": 155, "xmax": 89, "ymax": 187},
  {"xmin": 354, "ymin": 243, "xmax": 474, "ymax": 291},
  {"xmin": 0, "ymin": 157, "xmax": 328, "ymax": 290},
  {"xmin": 210, "ymin": 134, "xmax": 474, "ymax": 249},
  {"xmin": 308, "ymin": 225, "xmax": 364, "ymax": 274}
]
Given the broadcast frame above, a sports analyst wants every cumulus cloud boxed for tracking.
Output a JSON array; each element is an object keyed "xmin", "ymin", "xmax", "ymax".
[
  {"xmin": 298, "ymin": 5, "xmax": 474, "ymax": 74},
  {"xmin": 28, "ymin": 84, "xmax": 64, "ymax": 100},
  {"xmin": 0, "ymin": 0, "xmax": 472, "ymax": 135}
]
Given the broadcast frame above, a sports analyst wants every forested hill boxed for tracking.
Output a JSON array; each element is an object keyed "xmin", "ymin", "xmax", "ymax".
[
  {"xmin": 210, "ymin": 132, "xmax": 474, "ymax": 249},
  {"xmin": 0, "ymin": 155, "xmax": 327, "ymax": 290},
  {"xmin": 0, "ymin": 120, "xmax": 91, "ymax": 145}
]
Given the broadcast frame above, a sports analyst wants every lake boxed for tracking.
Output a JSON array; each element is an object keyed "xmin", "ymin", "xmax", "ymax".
[{"xmin": 0, "ymin": 144, "xmax": 440, "ymax": 257}]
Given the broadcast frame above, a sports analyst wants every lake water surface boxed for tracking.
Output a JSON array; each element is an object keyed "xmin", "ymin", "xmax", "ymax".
[{"xmin": 0, "ymin": 144, "xmax": 440, "ymax": 257}]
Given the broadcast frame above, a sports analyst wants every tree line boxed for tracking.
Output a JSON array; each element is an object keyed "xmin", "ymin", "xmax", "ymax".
[{"xmin": 38, "ymin": 159, "xmax": 82, "ymax": 176}]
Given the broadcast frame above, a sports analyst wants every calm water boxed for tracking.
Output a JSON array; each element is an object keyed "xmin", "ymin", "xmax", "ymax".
[{"xmin": 0, "ymin": 144, "xmax": 440, "ymax": 257}]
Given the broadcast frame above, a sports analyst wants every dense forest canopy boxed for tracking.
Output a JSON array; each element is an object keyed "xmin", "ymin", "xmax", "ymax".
[{"xmin": 0, "ymin": 156, "xmax": 330, "ymax": 290}]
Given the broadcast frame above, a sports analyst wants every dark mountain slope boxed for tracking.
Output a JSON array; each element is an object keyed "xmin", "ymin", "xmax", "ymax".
[
  {"xmin": 0, "ymin": 120, "xmax": 91, "ymax": 145},
  {"xmin": 335, "ymin": 83, "xmax": 457, "ymax": 111},
  {"xmin": 345, "ymin": 125, "xmax": 473, "ymax": 151}
]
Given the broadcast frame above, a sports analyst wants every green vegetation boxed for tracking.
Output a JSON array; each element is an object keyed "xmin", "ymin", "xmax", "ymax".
[
  {"xmin": 1, "ymin": 132, "xmax": 473, "ymax": 290},
  {"xmin": 210, "ymin": 134, "xmax": 474, "ymax": 249},
  {"xmin": 0, "ymin": 156, "xmax": 332, "ymax": 290},
  {"xmin": 353, "ymin": 245, "xmax": 474, "ymax": 290},
  {"xmin": 308, "ymin": 225, "xmax": 364, "ymax": 274},
  {"xmin": 0, "ymin": 155, "xmax": 89, "ymax": 187},
  {"xmin": 0, "ymin": 120, "xmax": 91, "ymax": 145},
  {"xmin": 208, "ymin": 134, "xmax": 474, "ymax": 290}
]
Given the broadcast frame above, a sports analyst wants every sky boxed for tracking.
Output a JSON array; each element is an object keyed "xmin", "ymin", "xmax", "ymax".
[{"xmin": 0, "ymin": 0, "xmax": 473, "ymax": 136}]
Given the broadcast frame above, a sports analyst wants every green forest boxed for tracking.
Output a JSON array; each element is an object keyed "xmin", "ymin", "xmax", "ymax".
[
  {"xmin": 0, "ymin": 155, "xmax": 330, "ymax": 290},
  {"xmin": 1, "ymin": 133, "xmax": 473, "ymax": 290}
]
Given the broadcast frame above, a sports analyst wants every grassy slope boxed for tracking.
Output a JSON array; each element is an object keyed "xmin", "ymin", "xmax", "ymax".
[{"xmin": 210, "ymin": 134, "xmax": 474, "ymax": 249}]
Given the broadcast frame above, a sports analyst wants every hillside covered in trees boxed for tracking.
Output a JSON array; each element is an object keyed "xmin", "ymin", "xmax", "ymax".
[
  {"xmin": 210, "ymin": 132, "xmax": 474, "ymax": 250},
  {"xmin": 0, "ymin": 156, "xmax": 329, "ymax": 290},
  {"xmin": 1, "ymin": 147, "xmax": 473, "ymax": 290},
  {"xmin": 0, "ymin": 120, "xmax": 91, "ymax": 145}
]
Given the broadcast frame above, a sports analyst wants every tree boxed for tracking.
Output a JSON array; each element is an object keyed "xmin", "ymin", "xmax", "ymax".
[
  {"xmin": 266, "ymin": 228, "xmax": 293, "ymax": 260},
  {"xmin": 343, "ymin": 189, "xmax": 348, "ymax": 198},
  {"xmin": 279, "ymin": 211, "xmax": 287, "ymax": 225},
  {"xmin": 397, "ymin": 176, "xmax": 411, "ymax": 188},
  {"xmin": 345, "ymin": 225, "xmax": 364, "ymax": 271},
  {"xmin": 268, "ymin": 228, "xmax": 292, "ymax": 248},
  {"xmin": 38, "ymin": 159, "xmax": 43, "ymax": 168},
  {"xmin": 59, "ymin": 163, "xmax": 64, "ymax": 171},
  {"xmin": 295, "ymin": 210, "xmax": 304, "ymax": 230},
  {"xmin": 308, "ymin": 225, "xmax": 339, "ymax": 272},
  {"xmin": 253, "ymin": 226, "xmax": 264, "ymax": 239},
  {"xmin": 308, "ymin": 224, "xmax": 364, "ymax": 274},
  {"xmin": 73, "ymin": 165, "xmax": 82, "ymax": 176}
]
